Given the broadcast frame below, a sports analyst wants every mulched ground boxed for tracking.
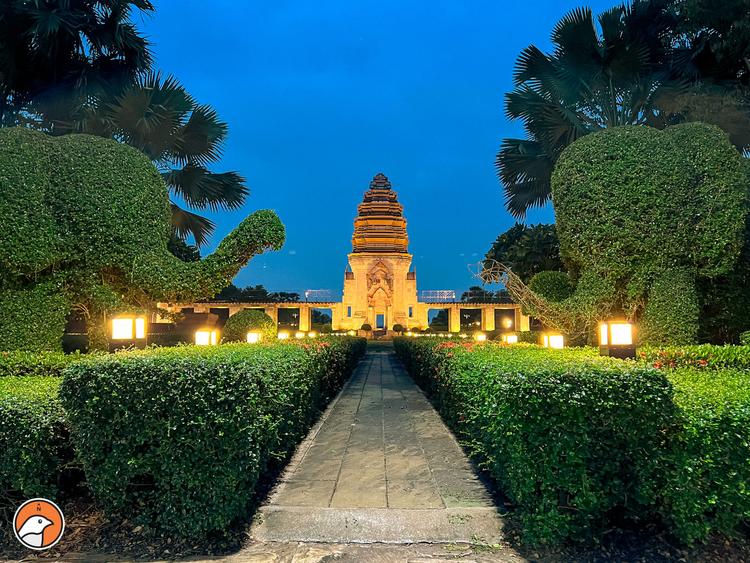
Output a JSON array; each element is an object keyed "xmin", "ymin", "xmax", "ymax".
[{"xmin": 1, "ymin": 497, "xmax": 748, "ymax": 562}]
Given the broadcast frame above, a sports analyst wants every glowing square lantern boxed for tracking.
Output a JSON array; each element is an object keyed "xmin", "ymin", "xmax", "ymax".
[
  {"xmin": 543, "ymin": 333, "xmax": 565, "ymax": 349},
  {"xmin": 277, "ymin": 331, "xmax": 290, "ymax": 340},
  {"xmin": 295, "ymin": 331, "xmax": 306, "ymax": 339},
  {"xmin": 111, "ymin": 316, "xmax": 147, "ymax": 340},
  {"xmin": 503, "ymin": 333, "xmax": 518, "ymax": 344},
  {"xmin": 473, "ymin": 332, "xmax": 487, "ymax": 342},
  {"xmin": 599, "ymin": 320, "xmax": 635, "ymax": 359},
  {"xmin": 195, "ymin": 329, "xmax": 219, "ymax": 346},
  {"xmin": 307, "ymin": 331, "xmax": 317, "ymax": 338},
  {"xmin": 246, "ymin": 331, "xmax": 262, "ymax": 344}
]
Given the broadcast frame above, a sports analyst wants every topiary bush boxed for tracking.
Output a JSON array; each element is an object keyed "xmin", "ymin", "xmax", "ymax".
[
  {"xmin": 0, "ymin": 377, "xmax": 72, "ymax": 503},
  {"xmin": 640, "ymin": 268, "xmax": 701, "ymax": 345},
  {"xmin": 361, "ymin": 323, "xmax": 372, "ymax": 331},
  {"xmin": 740, "ymin": 331, "xmax": 750, "ymax": 346},
  {"xmin": 221, "ymin": 309, "xmax": 276, "ymax": 343},
  {"xmin": 528, "ymin": 270, "xmax": 574, "ymax": 302},
  {"xmin": 59, "ymin": 338, "xmax": 365, "ymax": 538},
  {"xmin": 392, "ymin": 323, "xmax": 404, "ymax": 333},
  {"xmin": 0, "ymin": 127, "xmax": 285, "ymax": 351},
  {"xmin": 541, "ymin": 123, "xmax": 748, "ymax": 344},
  {"xmin": 394, "ymin": 338, "xmax": 674, "ymax": 544}
]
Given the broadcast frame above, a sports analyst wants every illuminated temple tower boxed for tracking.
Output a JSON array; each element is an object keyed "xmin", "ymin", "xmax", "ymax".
[{"xmin": 340, "ymin": 173, "xmax": 423, "ymax": 331}]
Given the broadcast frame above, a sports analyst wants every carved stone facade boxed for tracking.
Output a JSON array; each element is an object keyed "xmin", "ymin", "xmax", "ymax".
[{"xmin": 338, "ymin": 173, "xmax": 425, "ymax": 331}]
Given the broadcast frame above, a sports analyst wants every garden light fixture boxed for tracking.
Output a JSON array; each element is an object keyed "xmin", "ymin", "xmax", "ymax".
[
  {"xmin": 307, "ymin": 331, "xmax": 317, "ymax": 338},
  {"xmin": 599, "ymin": 320, "xmax": 636, "ymax": 359},
  {"xmin": 195, "ymin": 329, "xmax": 219, "ymax": 346},
  {"xmin": 111, "ymin": 316, "xmax": 146, "ymax": 340},
  {"xmin": 246, "ymin": 331, "xmax": 262, "ymax": 344},
  {"xmin": 543, "ymin": 333, "xmax": 564, "ymax": 349},
  {"xmin": 277, "ymin": 331, "xmax": 290, "ymax": 340},
  {"xmin": 295, "ymin": 331, "xmax": 305, "ymax": 339},
  {"xmin": 474, "ymin": 332, "xmax": 487, "ymax": 342},
  {"xmin": 502, "ymin": 333, "xmax": 518, "ymax": 344}
]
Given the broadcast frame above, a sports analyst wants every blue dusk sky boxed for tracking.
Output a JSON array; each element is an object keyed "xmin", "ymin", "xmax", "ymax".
[{"xmin": 142, "ymin": 0, "xmax": 614, "ymax": 295}]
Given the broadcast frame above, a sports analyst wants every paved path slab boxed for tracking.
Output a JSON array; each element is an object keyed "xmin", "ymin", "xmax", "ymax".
[{"xmin": 251, "ymin": 347, "xmax": 504, "ymax": 544}]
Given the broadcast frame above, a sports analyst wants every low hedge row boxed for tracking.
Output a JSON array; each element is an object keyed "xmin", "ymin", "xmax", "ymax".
[
  {"xmin": 59, "ymin": 337, "xmax": 365, "ymax": 537},
  {"xmin": 663, "ymin": 367, "xmax": 750, "ymax": 543},
  {"xmin": 394, "ymin": 338, "xmax": 750, "ymax": 545},
  {"xmin": 0, "ymin": 350, "xmax": 83, "ymax": 377},
  {"xmin": 395, "ymin": 338, "xmax": 673, "ymax": 544},
  {"xmin": 640, "ymin": 344, "xmax": 750, "ymax": 370},
  {"xmin": 0, "ymin": 377, "xmax": 71, "ymax": 502}
]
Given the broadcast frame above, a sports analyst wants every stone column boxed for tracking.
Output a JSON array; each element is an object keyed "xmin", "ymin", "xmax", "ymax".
[
  {"xmin": 299, "ymin": 305, "xmax": 311, "ymax": 332},
  {"xmin": 482, "ymin": 307, "xmax": 495, "ymax": 331},
  {"xmin": 449, "ymin": 306, "xmax": 460, "ymax": 333}
]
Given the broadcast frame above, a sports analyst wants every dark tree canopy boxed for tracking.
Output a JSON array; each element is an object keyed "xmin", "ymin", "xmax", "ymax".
[{"xmin": 484, "ymin": 223, "xmax": 564, "ymax": 283}]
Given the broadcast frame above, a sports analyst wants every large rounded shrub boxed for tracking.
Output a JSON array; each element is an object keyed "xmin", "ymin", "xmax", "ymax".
[
  {"xmin": 221, "ymin": 310, "xmax": 276, "ymax": 342},
  {"xmin": 0, "ymin": 127, "xmax": 285, "ymax": 351},
  {"xmin": 528, "ymin": 271, "xmax": 574, "ymax": 302},
  {"xmin": 550, "ymin": 123, "xmax": 747, "ymax": 344}
]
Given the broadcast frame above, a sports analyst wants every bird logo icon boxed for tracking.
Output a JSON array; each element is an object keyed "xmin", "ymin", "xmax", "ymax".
[{"xmin": 13, "ymin": 498, "xmax": 65, "ymax": 551}]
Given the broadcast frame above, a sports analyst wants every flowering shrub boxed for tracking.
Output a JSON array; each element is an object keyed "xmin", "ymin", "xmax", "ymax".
[{"xmin": 640, "ymin": 344, "xmax": 750, "ymax": 370}]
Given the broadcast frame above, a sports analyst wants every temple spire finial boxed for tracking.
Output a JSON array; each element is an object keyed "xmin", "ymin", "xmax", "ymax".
[{"xmin": 369, "ymin": 172, "xmax": 392, "ymax": 190}]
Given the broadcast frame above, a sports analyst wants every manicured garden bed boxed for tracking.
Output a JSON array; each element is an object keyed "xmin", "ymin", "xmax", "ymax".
[
  {"xmin": 0, "ymin": 337, "xmax": 365, "ymax": 539},
  {"xmin": 394, "ymin": 337, "xmax": 750, "ymax": 545}
]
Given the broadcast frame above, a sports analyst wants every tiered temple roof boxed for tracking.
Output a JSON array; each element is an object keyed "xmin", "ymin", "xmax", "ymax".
[{"xmin": 351, "ymin": 173, "xmax": 409, "ymax": 253}]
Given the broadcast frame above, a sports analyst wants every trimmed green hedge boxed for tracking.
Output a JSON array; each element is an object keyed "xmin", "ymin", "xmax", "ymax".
[
  {"xmin": 0, "ymin": 350, "xmax": 84, "ymax": 377},
  {"xmin": 528, "ymin": 270, "xmax": 574, "ymax": 302},
  {"xmin": 662, "ymin": 368, "xmax": 750, "ymax": 543},
  {"xmin": 0, "ymin": 377, "xmax": 71, "ymax": 502},
  {"xmin": 59, "ymin": 338, "xmax": 365, "ymax": 537},
  {"xmin": 395, "ymin": 338, "xmax": 673, "ymax": 544},
  {"xmin": 221, "ymin": 309, "xmax": 276, "ymax": 343},
  {"xmin": 394, "ymin": 338, "xmax": 750, "ymax": 545}
]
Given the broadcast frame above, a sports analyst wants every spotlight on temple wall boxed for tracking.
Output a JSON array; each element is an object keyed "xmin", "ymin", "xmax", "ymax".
[
  {"xmin": 542, "ymin": 333, "xmax": 564, "ymax": 349},
  {"xmin": 599, "ymin": 320, "xmax": 635, "ymax": 359},
  {"xmin": 195, "ymin": 329, "xmax": 219, "ymax": 346}
]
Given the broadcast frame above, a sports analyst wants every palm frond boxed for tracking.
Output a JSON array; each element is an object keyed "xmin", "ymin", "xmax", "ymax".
[
  {"xmin": 171, "ymin": 104, "xmax": 228, "ymax": 166},
  {"xmin": 170, "ymin": 202, "xmax": 215, "ymax": 247},
  {"xmin": 163, "ymin": 165, "xmax": 249, "ymax": 211}
]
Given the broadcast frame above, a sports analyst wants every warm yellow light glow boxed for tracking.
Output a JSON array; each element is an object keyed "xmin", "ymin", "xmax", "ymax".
[
  {"xmin": 347, "ymin": 330, "xmax": 356, "ymax": 336},
  {"xmin": 277, "ymin": 331, "xmax": 290, "ymax": 340},
  {"xmin": 600, "ymin": 321, "xmax": 633, "ymax": 346},
  {"xmin": 246, "ymin": 332, "xmax": 262, "ymax": 344},
  {"xmin": 503, "ymin": 334, "xmax": 518, "ymax": 344},
  {"xmin": 308, "ymin": 331, "xmax": 317, "ymax": 338},
  {"xmin": 111, "ymin": 316, "xmax": 147, "ymax": 340},
  {"xmin": 295, "ymin": 331, "xmax": 305, "ymax": 339},
  {"xmin": 459, "ymin": 333, "xmax": 468, "ymax": 339},
  {"xmin": 112, "ymin": 318, "xmax": 133, "ymax": 340},
  {"xmin": 474, "ymin": 332, "xmax": 487, "ymax": 342},
  {"xmin": 405, "ymin": 331, "xmax": 413, "ymax": 337},
  {"xmin": 503, "ymin": 318, "xmax": 513, "ymax": 329},
  {"xmin": 134, "ymin": 317, "xmax": 146, "ymax": 339},
  {"xmin": 543, "ymin": 334, "xmax": 564, "ymax": 349},
  {"xmin": 195, "ymin": 329, "xmax": 218, "ymax": 346}
]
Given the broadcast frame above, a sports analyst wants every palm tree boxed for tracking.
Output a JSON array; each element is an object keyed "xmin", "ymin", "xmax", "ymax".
[
  {"xmin": 497, "ymin": 2, "xmax": 677, "ymax": 217},
  {"xmin": 64, "ymin": 73, "xmax": 249, "ymax": 245},
  {"xmin": 0, "ymin": 0, "xmax": 153, "ymax": 128}
]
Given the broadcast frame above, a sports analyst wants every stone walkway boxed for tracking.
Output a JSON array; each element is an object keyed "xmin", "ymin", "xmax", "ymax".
[{"xmin": 251, "ymin": 346, "xmax": 504, "ymax": 544}]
